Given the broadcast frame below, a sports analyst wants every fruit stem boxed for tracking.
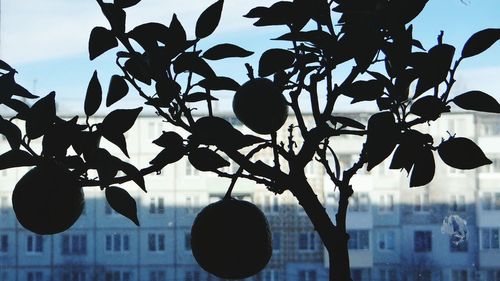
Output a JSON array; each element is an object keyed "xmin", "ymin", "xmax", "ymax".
[
  {"xmin": 245, "ymin": 63, "xmax": 255, "ymax": 80},
  {"xmin": 271, "ymin": 132, "xmax": 281, "ymax": 173},
  {"xmin": 223, "ymin": 143, "xmax": 271, "ymax": 200}
]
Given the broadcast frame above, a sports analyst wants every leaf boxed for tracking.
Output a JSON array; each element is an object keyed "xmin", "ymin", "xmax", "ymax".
[
  {"xmin": 124, "ymin": 57, "xmax": 151, "ymax": 85},
  {"xmin": 202, "ymin": 43, "xmax": 253, "ymax": 60},
  {"xmin": 410, "ymin": 95, "xmax": 450, "ymax": 121},
  {"xmin": 152, "ymin": 131, "xmax": 184, "ymax": 147},
  {"xmin": 105, "ymin": 186, "xmax": 140, "ymax": 226},
  {"xmin": 462, "ymin": 28, "xmax": 500, "ymax": 59},
  {"xmin": 101, "ymin": 3, "xmax": 126, "ymax": 34},
  {"xmin": 452, "ymin": 91, "xmax": 500, "ymax": 113},
  {"xmin": 156, "ymin": 78, "xmax": 181, "ymax": 104},
  {"xmin": 128, "ymin": 22, "xmax": 170, "ymax": 49},
  {"xmin": 3, "ymin": 99, "xmax": 30, "ymax": 120},
  {"xmin": 196, "ymin": 0, "xmax": 224, "ymax": 39},
  {"xmin": 0, "ymin": 60, "xmax": 15, "ymax": 72},
  {"xmin": 115, "ymin": 159, "xmax": 146, "ymax": 192},
  {"xmin": 341, "ymin": 80, "xmax": 385, "ymax": 103},
  {"xmin": 198, "ymin": 76, "xmax": 240, "ymax": 91},
  {"xmin": 414, "ymin": 44, "xmax": 455, "ymax": 97},
  {"xmin": 365, "ymin": 112, "xmax": 399, "ymax": 171},
  {"xmin": 191, "ymin": 116, "xmax": 239, "ymax": 146},
  {"xmin": 258, "ymin": 48, "xmax": 295, "ymax": 77},
  {"xmin": 188, "ymin": 147, "xmax": 229, "ymax": 171},
  {"xmin": 184, "ymin": 92, "xmax": 218, "ymax": 103},
  {"xmin": 149, "ymin": 146, "xmax": 185, "ymax": 170},
  {"xmin": 0, "ymin": 150, "xmax": 35, "ymax": 170},
  {"xmin": 174, "ymin": 52, "xmax": 215, "ymax": 78},
  {"xmin": 438, "ymin": 137, "xmax": 492, "ymax": 170},
  {"xmin": 89, "ymin": 27, "xmax": 118, "ymax": 60},
  {"xmin": 114, "ymin": 0, "xmax": 141, "ymax": 9},
  {"xmin": 169, "ymin": 14, "xmax": 186, "ymax": 45},
  {"xmin": 409, "ymin": 147, "xmax": 435, "ymax": 187},
  {"xmin": 106, "ymin": 75, "xmax": 129, "ymax": 107},
  {"xmin": 104, "ymin": 133, "xmax": 130, "ymax": 157},
  {"xmin": 100, "ymin": 107, "xmax": 142, "ymax": 156},
  {"xmin": 329, "ymin": 116, "xmax": 365, "ymax": 130},
  {"xmin": 25, "ymin": 92, "xmax": 56, "ymax": 139},
  {"xmin": 0, "ymin": 118, "xmax": 22, "ymax": 150},
  {"xmin": 42, "ymin": 117, "xmax": 83, "ymax": 158},
  {"xmin": 13, "ymin": 83, "xmax": 38, "ymax": 99},
  {"xmin": 84, "ymin": 71, "xmax": 102, "ymax": 116},
  {"xmin": 93, "ymin": 148, "xmax": 119, "ymax": 185}
]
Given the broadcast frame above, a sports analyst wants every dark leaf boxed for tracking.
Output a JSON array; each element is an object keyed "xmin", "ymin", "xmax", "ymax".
[
  {"xmin": 195, "ymin": 0, "xmax": 224, "ymax": 39},
  {"xmin": 149, "ymin": 146, "xmax": 186, "ymax": 170},
  {"xmin": 84, "ymin": 71, "xmax": 102, "ymax": 116},
  {"xmin": 100, "ymin": 107, "xmax": 142, "ymax": 155},
  {"xmin": 462, "ymin": 28, "xmax": 500, "ymax": 59},
  {"xmin": 274, "ymin": 30, "xmax": 334, "ymax": 50},
  {"xmin": 244, "ymin": 6, "xmax": 268, "ymax": 18},
  {"xmin": 390, "ymin": 144, "xmax": 415, "ymax": 173},
  {"xmin": 251, "ymin": 2, "xmax": 296, "ymax": 27},
  {"xmin": 414, "ymin": 44, "xmax": 455, "ymax": 97},
  {"xmin": 0, "ymin": 150, "xmax": 35, "ymax": 170},
  {"xmin": 188, "ymin": 147, "xmax": 229, "ymax": 171},
  {"xmin": 452, "ymin": 91, "xmax": 500, "ymax": 113},
  {"xmin": 26, "ymin": 92, "xmax": 56, "ymax": 139},
  {"xmin": 174, "ymin": 52, "xmax": 215, "ymax": 78},
  {"xmin": 124, "ymin": 57, "xmax": 151, "ymax": 85},
  {"xmin": 101, "ymin": 3, "xmax": 126, "ymax": 34},
  {"xmin": 258, "ymin": 48, "xmax": 295, "ymax": 77},
  {"xmin": 13, "ymin": 83, "xmax": 38, "ymax": 99},
  {"xmin": 156, "ymin": 78, "xmax": 181, "ymax": 104},
  {"xmin": 329, "ymin": 116, "xmax": 365, "ymax": 130},
  {"xmin": 144, "ymin": 98, "xmax": 170, "ymax": 108},
  {"xmin": 128, "ymin": 22, "xmax": 169, "ymax": 51},
  {"xmin": 191, "ymin": 116, "xmax": 241, "ymax": 147},
  {"xmin": 184, "ymin": 92, "xmax": 218, "ymax": 103},
  {"xmin": 376, "ymin": 97, "xmax": 392, "ymax": 111},
  {"xmin": 198, "ymin": 76, "xmax": 240, "ymax": 91},
  {"xmin": 93, "ymin": 148, "xmax": 119, "ymax": 187},
  {"xmin": 365, "ymin": 112, "xmax": 399, "ymax": 171},
  {"xmin": 60, "ymin": 155, "xmax": 86, "ymax": 170},
  {"xmin": 0, "ymin": 118, "xmax": 22, "ymax": 150},
  {"xmin": 202, "ymin": 43, "xmax": 253, "ymax": 60},
  {"xmin": 170, "ymin": 14, "xmax": 186, "ymax": 44},
  {"xmin": 105, "ymin": 186, "xmax": 140, "ymax": 226},
  {"xmin": 341, "ymin": 80, "xmax": 385, "ymax": 103},
  {"xmin": 410, "ymin": 95, "xmax": 450, "ymax": 121},
  {"xmin": 3, "ymin": 99, "xmax": 30, "ymax": 120},
  {"xmin": 72, "ymin": 131, "xmax": 101, "ymax": 160},
  {"xmin": 89, "ymin": 27, "xmax": 118, "ymax": 60},
  {"xmin": 0, "ymin": 60, "xmax": 15, "ymax": 72},
  {"xmin": 233, "ymin": 134, "xmax": 267, "ymax": 150},
  {"xmin": 409, "ymin": 147, "xmax": 435, "ymax": 187},
  {"xmin": 115, "ymin": 159, "xmax": 146, "ymax": 192},
  {"xmin": 114, "ymin": 0, "xmax": 141, "ymax": 9},
  {"xmin": 438, "ymin": 137, "xmax": 492, "ymax": 170},
  {"xmin": 42, "ymin": 117, "xmax": 82, "ymax": 158},
  {"xmin": 153, "ymin": 131, "xmax": 184, "ymax": 148},
  {"xmin": 106, "ymin": 75, "xmax": 129, "ymax": 107},
  {"xmin": 104, "ymin": 133, "xmax": 129, "ymax": 157}
]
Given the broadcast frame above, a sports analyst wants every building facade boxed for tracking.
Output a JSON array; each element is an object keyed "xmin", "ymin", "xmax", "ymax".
[{"xmin": 0, "ymin": 112, "xmax": 499, "ymax": 281}]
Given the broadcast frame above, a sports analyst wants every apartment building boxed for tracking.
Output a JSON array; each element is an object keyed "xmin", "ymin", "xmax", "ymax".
[{"xmin": 0, "ymin": 112, "xmax": 498, "ymax": 281}]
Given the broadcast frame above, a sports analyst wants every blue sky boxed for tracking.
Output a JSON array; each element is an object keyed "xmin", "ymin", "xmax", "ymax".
[{"xmin": 2, "ymin": 0, "xmax": 499, "ymax": 115}]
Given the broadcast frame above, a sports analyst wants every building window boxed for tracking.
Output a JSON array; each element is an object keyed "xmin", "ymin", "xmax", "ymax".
[
  {"xmin": 184, "ymin": 232, "xmax": 191, "ymax": 251},
  {"xmin": 263, "ymin": 270, "xmax": 279, "ymax": 281},
  {"xmin": 263, "ymin": 195, "xmax": 279, "ymax": 214},
  {"xmin": 352, "ymin": 269, "xmax": 363, "ymax": 281},
  {"xmin": 377, "ymin": 231, "xmax": 395, "ymax": 250},
  {"xmin": 298, "ymin": 232, "xmax": 316, "ymax": 251},
  {"xmin": 27, "ymin": 272, "xmax": 43, "ymax": 281},
  {"xmin": 451, "ymin": 270, "xmax": 467, "ymax": 281},
  {"xmin": 27, "ymin": 235, "xmax": 43, "ymax": 253},
  {"xmin": 150, "ymin": 197, "xmax": 165, "ymax": 214},
  {"xmin": 62, "ymin": 271, "xmax": 86, "ymax": 281},
  {"xmin": 414, "ymin": 193, "xmax": 430, "ymax": 213},
  {"xmin": 105, "ymin": 271, "xmax": 132, "ymax": 281},
  {"xmin": 379, "ymin": 194, "xmax": 394, "ymax": 212},
  {"xmin": 148, "ymin": 233, "xmax": 166, "ymax": 252},
  {"xmin": 184, "ymin": 271, "xmax": 200, "ymax": 281},
  {"xmin": 0, "ymin": 272, "xmax": 8, "ymax": 281},
  {"xmin": 298, "ymin": 270, "xmax": 317, "ymax": 281},
  {"xmin": 273, "ymin": 232, "xmax": 281, "ymax": 251},
  {"xmin": 414, "ymin": 270, "xmax": 431, "ymax": 281},
  {"xmin": 0, "ymin": 196, "xmax": 8, "ymax": 214},
  {"xmin": 481, "ymin": 192, "xmax": 500, "ymax": 210},
  {"xmin": 414, "ymin": 231, "xmax": 432, "ymax": 252},
  {"xmin": 481, "ymin": 228, "xmax": 500, "ymax": 249},
  {"xmin": 379, "ymin": 269, "xmax": 397, "ymax": 281},
  {"xmin": 105, "ymin": 234, "xmax": 130, "ymax": 252},
  {"xmin": 61, "ymin": 234, "xmax": 87, "ymax": 255},
  {"xmin": 450, "ymin": 195, "xmax": 466, "ymax": 212},
  {"xmin": 348, "ymin": 230, "xmax": 369, "ymax": 250},
  {"xmin": 450, "ymin": 237, "xmax": 468, "ymax": 252},
  {"xmin": 349, "ymin": 193, "xmax": 369, "ymax": 212},
  {"xmin": 186, "ymin": 196, "xmax": 200, "ymax": 214},
  {"xmin": 0, "ymin": 235, "xmax": 7, "ymax": 253},
  {"xmin": 149, "ymin": 270, "xmax": 166, "ymax": 281},
  {"xmin": 486, "ymin": 270, "xmax": 500, "ymax": 281}
]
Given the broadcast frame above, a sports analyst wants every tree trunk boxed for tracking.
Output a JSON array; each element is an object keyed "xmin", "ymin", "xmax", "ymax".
[{"xmin": 288, "ymin": 175, "xmax": 352, "ymax": 281}]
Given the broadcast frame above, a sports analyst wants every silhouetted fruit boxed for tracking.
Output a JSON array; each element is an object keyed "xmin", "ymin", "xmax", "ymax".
[
  {"xmin": 12, "ymin": 163, "xmax": 84, "ymax": 235},
  {"xmin": 233, "ymin": 78, "xmax": 288, "ymax": 134},
  {"xmin": 191, "ymin": 198, "xmax": 272, "ymax": 279}
]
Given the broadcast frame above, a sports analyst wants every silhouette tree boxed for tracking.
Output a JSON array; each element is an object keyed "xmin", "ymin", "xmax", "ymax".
[{"xmin": 0, "ymin": 0, "xmax": 499, "ymax": 280}]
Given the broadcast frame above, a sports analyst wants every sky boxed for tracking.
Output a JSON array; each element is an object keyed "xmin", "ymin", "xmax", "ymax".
[{"xmin": 1, "ymin": 0, "xmax": 499, "ymax": 115}]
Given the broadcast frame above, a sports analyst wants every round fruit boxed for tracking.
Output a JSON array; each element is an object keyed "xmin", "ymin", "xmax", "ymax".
[
  {"xmin": 190, "ymin": 198, "xmax": 272, "ymax": 279},
  {"xmin": 233, "ymin": 78, "xmax": 288, "ymax": 134},
  {"xmin": 12, "ymin": 162, "xmax": 84, "ymax": 235}
]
